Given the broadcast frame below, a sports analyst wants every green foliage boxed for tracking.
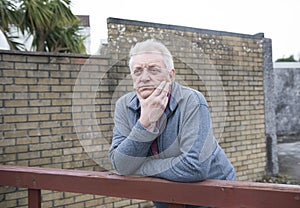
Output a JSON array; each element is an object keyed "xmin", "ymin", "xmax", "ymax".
[
  {"xmin": 0, "ymin": 0, "xmax": 86, "ymax": 53},
  {"xmin": 275, "ymin": 55, "xmax": 297, "ymax": 62},
  {"xmin": 0, "ymin": 0, "xmax": 25, "ymax": 50}
]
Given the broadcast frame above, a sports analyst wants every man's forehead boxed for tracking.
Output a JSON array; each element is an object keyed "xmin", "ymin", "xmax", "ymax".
[
  {"xmin": 130, "ymin": 50, "xmax": 165, "ymax": 56},
  {"xmin": 132, "ymin": 53, "xmax": 164, "ymax": 64}
]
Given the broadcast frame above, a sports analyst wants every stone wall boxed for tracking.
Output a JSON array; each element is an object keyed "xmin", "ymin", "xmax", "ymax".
[
  {"xmin": 274, "ymin": 62, "xmax": 300, "ymax": 143},
  {"xmin": 0, "ymin": 17, "xmax": 271, "ymax": 207}
]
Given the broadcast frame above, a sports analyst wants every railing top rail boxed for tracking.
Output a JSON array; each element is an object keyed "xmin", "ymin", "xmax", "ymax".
[{"xmin": 0, "ymin": 165, "xmax": 300, "ymax": 208}]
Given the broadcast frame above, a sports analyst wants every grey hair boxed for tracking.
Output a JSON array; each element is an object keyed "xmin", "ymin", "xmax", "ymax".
[{"xmin": 128, "ymin": 39, "xmax": 174, "ymax": 72}]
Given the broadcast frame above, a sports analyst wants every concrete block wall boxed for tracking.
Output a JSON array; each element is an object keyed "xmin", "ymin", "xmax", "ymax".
[
  {"xmin": 0, "ymin": 17, "xmax": 270, "ymax": 207},
  {"xmin": 274, "ymin": 62, "xmax": 300, "ymax": 143}
]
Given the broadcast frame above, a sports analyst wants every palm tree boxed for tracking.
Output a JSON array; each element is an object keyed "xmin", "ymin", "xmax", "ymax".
[
  {"xmin": 44, "ymin": 0, "xmax": 85, "ymax": 53},
  {"xmin": 47, "ymin": 21, "xmax": 86, "ymax": 53},
  {"xmin": 0, "ymin": 0, "xmax": 25, "ymax": 50},
  {"xmin": 1, "ymin": 0, "xmax": 86, "ymax": 53}
]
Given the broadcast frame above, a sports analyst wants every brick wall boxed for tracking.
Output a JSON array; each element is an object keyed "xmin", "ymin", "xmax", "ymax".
[
  {"xmin": 0, "ymin": 17, "xmax": 270, "ymax": 207},
  {"xmin": 105, "ymin": 17, "xmax": 267, "ymax": 181}
]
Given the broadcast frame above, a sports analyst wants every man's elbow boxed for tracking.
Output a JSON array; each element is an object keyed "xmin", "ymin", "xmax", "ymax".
[{"xmin": 110, "ymin": 151, "xmax": 142, "ymax": 176}]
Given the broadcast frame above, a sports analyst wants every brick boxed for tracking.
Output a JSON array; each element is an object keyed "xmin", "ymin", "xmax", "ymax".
[
  {"xmin": 39, "ymin": 121, "xmax": 60, "ymax": 128},
  {"xmin": 17, "ymin": 151, "xmax": 40, "ymax": 160},
  {"xmin": 38, "ymin": 78, "xmax": 60, "ymax": 85},
  {"xmin": 0, "ymin": 61, "xmax": 14, "ymax": 69},
  {"xmin": 51, "ymin": 113, "xmax": 71, "ymax": 120},
  {"xmin": 65, "ymin": 202, "xmax": 85, "ymax": 208},
  {"xmin": 15, "ymin": 78, "xmax": 38, "ymax": 85},
  {"xmin": 29, "ymin": 85, "xmax": 50, "ymax": 92},
  {"xmin": 63, "ymin": 147, "xmax": 84, "ymax": 155},
  {"xmin": 50, "ymin": 71, "xmax": 70, "ymax": 78},
  {"xmin": 29, "ymin": 99, "xmax": 51, "ymax": 106},
  {"xmin": 15, "ymin": 62, "xmax": 37, "ymax": 70},
  {"xmin": 51, "ymin": 127, "xmax": 72, "ymax": 135},
  {"xmin": 52, "ymin": 85, "xmax": 71, "ymax": 92},
  {"xmin": 54, "ymin": 197, "xmax": 75, "ymax": 207},
  {"xmin": 3, "ymin": 54, "xmax": 26, "ymax": 62},
  {"xmin": 0, "ymin": 106, "xmax": 16, "ymax": 116},
  {"xmin": 75, "ymin": 195, "xmax": 94, "ymax": 203},
  {"xmin": 44, "ymin": 150, "xmax": 64, "ymax": 158},
  {"xmin": 52, "ymin": 155, "xmax": 72, "ymax": 163},
  {"xmin": 60, "ymin": 78, "xmax": 76, "ymax": 85},
  {"xmin": 113, "ymin": 199, "xmax": 131, "ymax": 207},
  {"xmin": 16, "ymin": 107, "xmax": 39, "ymax": 114},
  {"xmin": 84, "ymin": 198, "xmax": 105, "ymax": 207},
  {"xmin": 16, "ymin": 122, "xmax": 39, "ymax": 130},
  {"xmin": 27, "ymin": 70, "xmax": 49, "ymax": 78},
  {"xmin": 38, "ymin": 92, "xmax": 60, "ymax": 99},
  {"xmin": 42, "ymin": 190, "xmax": 64, "ymax": 201},
  {"xmin": 28, "ymin": 129, "xmax": 50, "ymax": 136},
  {"xmin": 1, "ymin": 153, "xmax": 17, "ymax": 162},
  {"xmin": 17, "ymin": 136, "xmax": 39, "ymax": 145},
  {"xmin": 4, "ymin": 115, "xmax": 27, "ymax": 123},
  {"xmin": 42, "ymin": 202, "xmax": 54, "ymax": 207},
  {"xmin": 5, "ymin": 100, "xmax": 28, "ymax": 107},
  {"xmin": 51, "ymin": 56, "xmax": 73, "ymax": 64},
  {"xmin": 28, "ymin": 114, "xmax": 50, "ymax": 121},
  {"xmin": 0, "ymin": 200, "xmax": 17, "ymax": 207},
  {"xmin": 14, "ymin": 92, "xmax": 37, "ymax": 99},
  {"xmin": 38, "ymin": 63, "xmax": 59, "ymax": 71},
  {"xmin": 29, "ymin": 157, "xmax": 51, "ymax": 166},
  {"xmin": 29, "ymin": 143, "xmax": 51, "ymax": 151},
  {"xmin": 63, "ymin": 161, "xmax": 83, "ymax": 169},
  {"xmin": 27, "ymin": 56, "xmax": 49, "ymax": 63},
  {"xmin": 52, "ymin": 99, "xmax": 71, "ymax": 106},
  {"xmin": 1, "ymin": 77, "xmax": 14, "ymax": 84}
]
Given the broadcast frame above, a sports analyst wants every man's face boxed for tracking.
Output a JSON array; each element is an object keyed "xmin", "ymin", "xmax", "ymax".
[{"xmin": 131, "ymin": 53, "xmax": 175, "ymax": 99}]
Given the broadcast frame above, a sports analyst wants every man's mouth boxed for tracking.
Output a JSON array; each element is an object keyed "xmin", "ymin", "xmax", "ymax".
[{"xmin": 136, "ymin": 85, "xmax": 156, "ymax": 91}]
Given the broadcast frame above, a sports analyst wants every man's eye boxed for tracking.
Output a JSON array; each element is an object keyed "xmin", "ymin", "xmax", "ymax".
[
  {"xmin": 148, "ymin": 68, "xmax": 160, "ymax": 73},
  {"xmin": 133, "ymin": 69, "xmax": 142, "ymax": 75}
]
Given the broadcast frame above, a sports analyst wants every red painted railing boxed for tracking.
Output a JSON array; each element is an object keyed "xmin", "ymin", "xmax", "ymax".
[{"xmin": 0, "ymin": 165, "xmax": 300, "ymax": 208}]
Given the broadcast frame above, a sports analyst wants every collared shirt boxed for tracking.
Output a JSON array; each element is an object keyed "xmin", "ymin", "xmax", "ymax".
[{"xmin": 109, "ymin": 82, "xmax": 236, "ymax": 182}]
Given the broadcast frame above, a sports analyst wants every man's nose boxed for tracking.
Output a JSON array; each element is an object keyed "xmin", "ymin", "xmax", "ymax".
[{"xmin": 140, "ymin": 69, "xmax": 151, "ymax": 81}]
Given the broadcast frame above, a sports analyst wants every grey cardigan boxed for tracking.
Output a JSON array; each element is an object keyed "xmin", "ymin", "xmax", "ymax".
[{"xmin": 109, "ymin": 82, "xmax": 236, "ymax": 182}]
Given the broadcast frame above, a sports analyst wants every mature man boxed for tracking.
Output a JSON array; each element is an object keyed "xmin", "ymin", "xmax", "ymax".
[{"xmin": 109, "ymin": 39, "xmax": 235, "ymax": 208}]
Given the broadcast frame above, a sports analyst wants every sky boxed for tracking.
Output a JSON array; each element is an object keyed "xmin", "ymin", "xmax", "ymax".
[{"xmin": 70, "ymin": 0, "xmax": 300, "ymax": 61}]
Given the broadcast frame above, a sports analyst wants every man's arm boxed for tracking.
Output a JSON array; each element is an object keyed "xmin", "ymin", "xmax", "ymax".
[
  {"xmin": 110, "ymin": 81, "xmax": 171, "ymax": 175},
  {"xmin": 109, "ymin": 96, "xmax": 160, "ymax": 175},
  {"xmin": 133, "ymin": 95, "xmax": 217, "ymax": 182}
]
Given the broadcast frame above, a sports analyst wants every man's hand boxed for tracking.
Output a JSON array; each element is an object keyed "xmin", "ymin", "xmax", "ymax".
[{"xmin": 137, "ymin": 81, "xmax": 171, "ymax": 131}]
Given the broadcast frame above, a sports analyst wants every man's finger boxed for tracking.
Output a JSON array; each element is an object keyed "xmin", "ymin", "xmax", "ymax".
[
  {"xmin": 158, "ymin": 81, "xmax": 170, "ymax": 98},
  {"xmin": 154, "ymin": 81, "xmax": 166, "ymax": 96}
]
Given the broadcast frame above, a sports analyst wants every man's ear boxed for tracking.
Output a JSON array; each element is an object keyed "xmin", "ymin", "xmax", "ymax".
[{"xmin": 169, "ymin": 68, "xmax": 176, "ymax": 81}]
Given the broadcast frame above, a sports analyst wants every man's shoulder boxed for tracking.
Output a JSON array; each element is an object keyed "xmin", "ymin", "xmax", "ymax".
[
  {"xmin": 174, "ymin": 82, "xmax": 207, "ymax": 105},
  {"xmin": 115, "ymin": 91, "xmax": 137, "ymax": 107}
]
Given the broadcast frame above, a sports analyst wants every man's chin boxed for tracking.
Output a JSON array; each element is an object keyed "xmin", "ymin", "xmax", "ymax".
[{"xmin": 139, "ymin": 90, "xmax": 154, "ymax": 99}]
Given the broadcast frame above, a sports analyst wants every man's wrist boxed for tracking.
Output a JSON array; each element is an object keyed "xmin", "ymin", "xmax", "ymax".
[{"xmin": 139, "ymin": 119, "xmax": 156, "ymax": 131}]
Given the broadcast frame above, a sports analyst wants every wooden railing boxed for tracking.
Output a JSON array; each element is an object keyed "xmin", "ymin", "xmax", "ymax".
[{"xmin": 0, "ymin": 165, "xmax": 300, "ymax": 208}]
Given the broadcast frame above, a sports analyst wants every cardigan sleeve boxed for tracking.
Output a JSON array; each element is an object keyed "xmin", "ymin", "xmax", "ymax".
[{"xmin": 109, "ymin": 96, "xmax": 159, "ymax": 175}]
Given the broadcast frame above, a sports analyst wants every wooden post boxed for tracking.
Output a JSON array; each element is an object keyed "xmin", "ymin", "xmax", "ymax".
[{"xmin": 28, "ymin": 189, "xmax": 41, "ymax": 208}]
